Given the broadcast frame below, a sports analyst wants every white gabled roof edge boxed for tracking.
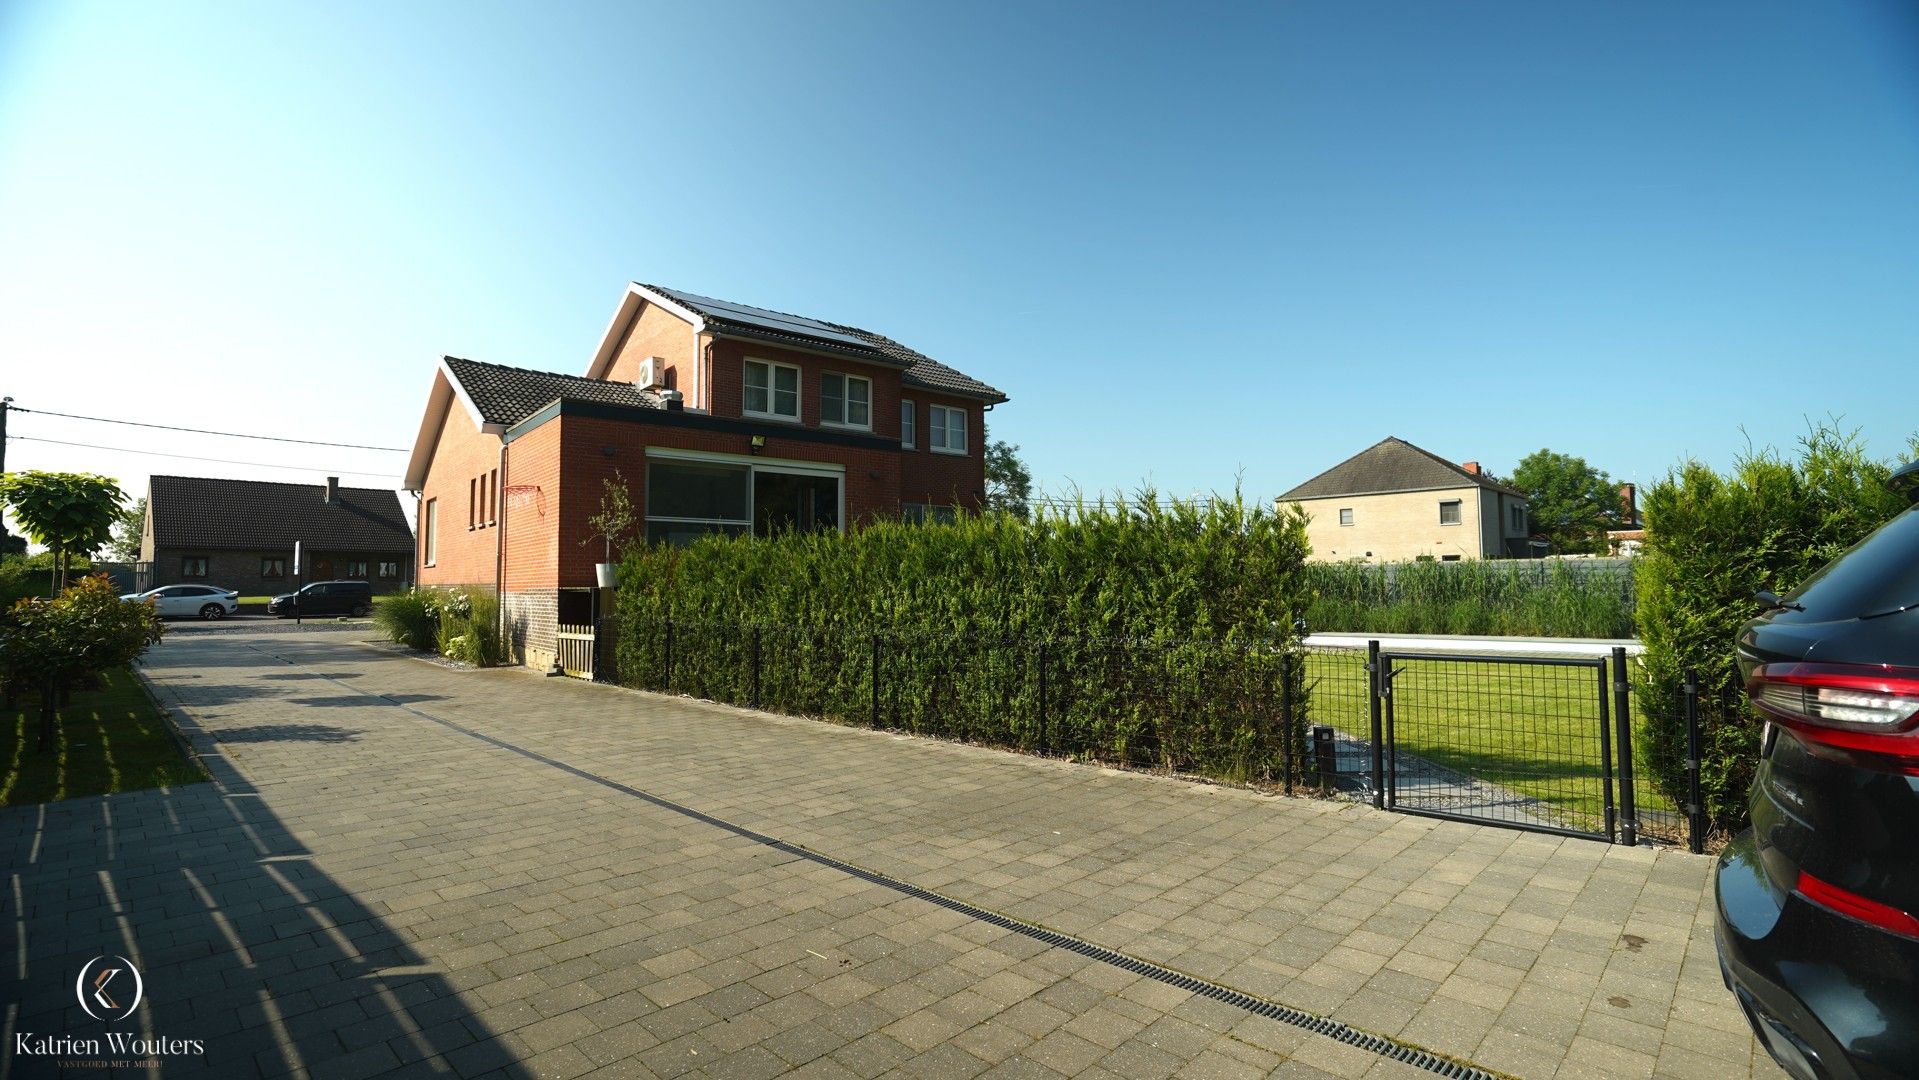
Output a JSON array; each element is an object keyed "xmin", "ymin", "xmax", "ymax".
[
  {"xmin": 584, "ymin": 283, "xmax": 705, "ymax": 381},
  {"xmin": 402, "ymin": 359, "xmax": 508, "ymax": 491}
]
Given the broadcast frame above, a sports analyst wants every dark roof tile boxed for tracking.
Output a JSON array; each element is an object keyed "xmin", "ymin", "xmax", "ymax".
[
  {"xmin": 445, "ymin": 356, "xmax": 661, "ymax": 427},
  {"xmin": 1280, "ymin": 437, "xmax": 1526, "ymax": 501},
  {"xmin": 149, "ymin": 475, "xmax": 412, "ymax": 552}
]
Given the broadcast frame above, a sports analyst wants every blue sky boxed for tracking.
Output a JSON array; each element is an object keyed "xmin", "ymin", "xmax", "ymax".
[{"xmin": 2, "ymin": 0, "xmax": 1916, "ymax": 514}]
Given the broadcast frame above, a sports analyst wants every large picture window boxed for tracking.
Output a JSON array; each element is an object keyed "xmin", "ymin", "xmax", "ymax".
[
  {"xmin": 743, "ymin": 359, "xmax": 800, "ymax": 420},
  {"xmin": 821, "ymin": 372, "xmax": 871, "ymax": 429},
  {"xmin": 645, "ymin": 453, "xmax": 842, "ymax": 546}
]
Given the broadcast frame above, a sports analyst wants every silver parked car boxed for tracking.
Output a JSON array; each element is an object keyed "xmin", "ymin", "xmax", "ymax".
[{"xmin": 122, "ymin": 584, "xmax": 240, "ymax": 620}]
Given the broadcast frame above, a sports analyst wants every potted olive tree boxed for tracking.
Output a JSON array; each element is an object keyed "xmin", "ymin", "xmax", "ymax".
[{"xmin": 583, "ymin": 471, "xmax": 637, "ymax": 588}]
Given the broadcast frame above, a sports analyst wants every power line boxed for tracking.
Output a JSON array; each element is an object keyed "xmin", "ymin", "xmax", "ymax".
[
  {"xmin": 9, "ymin": 405, "xmax": 408, "ymax": 452},
  {"xmin": 6, "ymin": 436, "xmax": 398, "ymax": 482}
]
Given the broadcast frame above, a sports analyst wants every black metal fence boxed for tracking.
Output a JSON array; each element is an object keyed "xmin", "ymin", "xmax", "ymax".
[
  {"xmin": 616, "ymin": 620, "xmax": 1310, "ymax": 789},
  {"xmin": 615, "ymin": 620, "xmax": 1711, "ymax": 852}
]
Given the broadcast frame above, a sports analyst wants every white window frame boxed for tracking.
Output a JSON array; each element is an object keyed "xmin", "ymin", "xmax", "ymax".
[
  {"xmin": 821, "ymin": 371, "xmax": 872, "ymax": 430},
  {"xmin": 742, "ymin": 358, "xmax": 801, "ymax": 422},
  {"xmin": 1439, "ymin": 499, "xmax": 1462, "ymax": 526},
  {"xmin": 929, "ymin": 404, "xmax": 968, "ymax": 456},
  {"xmin": 1338, "ymin": 508, "xmax": 1354, "ymax": 526},
  {"xmin": 900, "ymin": 399, "xmax": 916, "ymax": 449},
  {"xmin": 423, "ymin": 499, "xmax": 437, "ymax": 566}
]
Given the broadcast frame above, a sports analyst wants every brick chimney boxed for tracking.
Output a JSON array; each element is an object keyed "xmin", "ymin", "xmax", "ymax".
[
  {"xmin": 1620, "ymin": 483, "xmax": 1637, "ymax": 520},
  {"xmin": 1461, "ymin": 461, "xmax": 1482, "ymax": 476},
  {"xmin": 324, "ymin": 476, "xmax": 338, "ymax": 504}
]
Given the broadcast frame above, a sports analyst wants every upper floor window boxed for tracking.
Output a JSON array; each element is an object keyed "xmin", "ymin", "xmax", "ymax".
[
  {"xmin": 1439, "ymin": 499, "xmax": 1462, "ymax": 526},
  {"xmin": 1338, "ymin": 508, "xmax": 1354, "ymax": 526},
  {"xmin": 1510, "ymin": 504, "xmax": 1525, "ymax": 533},
  {"xmin": 901, "ymin": 400, "xmax": 916, "ymax": 448},
  {"xmin": 929, "ymin": 404, "xmax": 968, "ymax": 455},
  {"xmin": 821, "ymin": 372, "xmax": 871, "ymax": 429},
  {"xmin": 744, "ymin": 359, "xmax": 800, "ymax": 420}
]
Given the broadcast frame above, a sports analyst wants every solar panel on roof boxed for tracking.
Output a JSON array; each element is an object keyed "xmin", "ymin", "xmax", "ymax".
[{"xmin": 657, "ymin": 288, "xmax": 883, "ymax": 353}]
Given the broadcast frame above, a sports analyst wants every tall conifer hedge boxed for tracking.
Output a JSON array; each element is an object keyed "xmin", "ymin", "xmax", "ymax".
[{"xmin": 611, "ymin": 493, "xmax": 1313, "ymax": 784}]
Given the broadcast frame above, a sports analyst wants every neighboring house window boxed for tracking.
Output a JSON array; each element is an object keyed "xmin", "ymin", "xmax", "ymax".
[
  {"xmin": 182, "ymin": 557, "xmax": 208, "ymax": 578},
  {"xmin": 1439, "ymin": 499, "xmax": 1462, "ymax": 526},
  {"xmin": 345, "ymin": 560, "xmax": 369, "ymax": 578},
  {"xmin": 261, "ymin": 557, "xmax": 286, "ymax": 578},
  {"xmin": 929, "ymin": 405, "xmax": 968, "ymax": 455},
  {"xmin": 1338, "ymin": 508, "xmax": 1354, "ymax": 526},
  {"xmin": 378, "ymin": 561, "xmax": 399, "ymax": 579},
  {"xmin": 821, "ymin": 372, "xmax": 871, "ymax": 429},
  {"xmin": 424, "ymin": 499, "xmax": 438, "ymax": 566},
  {"xmin": 901, "ymin": 399, "xmax": 916, "ymax": 448},
  {"xmin": 743, "ymin": 359, "xmax": 800, "ymax": 420},
  {"xmin": 902, "ymin": 503, "xmax": 958, "ymax": 526},
  {"xmin": 1511, "ymin": 504, "xmax": 1525, "ymax": 532}
]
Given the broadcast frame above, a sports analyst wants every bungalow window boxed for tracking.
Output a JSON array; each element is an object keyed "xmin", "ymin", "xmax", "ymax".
[
  {"xmin": 1439, "ymin": 499, "xmax": 1462, "ymax": 526},
  {"xmin": 901, "ymin": 400, "xmax": 916, "ymax": 449},
  {"xmin": 261, "ymin": 557, "xmax": 286, "ymax": 578},
  {"xmin": 182, "ymin": 556, "xmax": 208, "ymax": 578},
  {"xmin": 345, "ymin": 561, "xmax": 369, "ymax": 578},
  {"xmin": 1338, "ymin": 508, "xmax": 1354, "ymax": 526},
  {"xmin": 821, "ymin": 372, "xmax": 871, "ymax": 429},
  {"xmin": 378, "ymin": 561, "xmax": 399, "ymax": 579},
  {"xmin": 929, "ymin": 405, "xmax": 968, "ymax": 455},
  {"xmin": 743, "ymin": 359, "xmax": 800, "ymax": 420}
]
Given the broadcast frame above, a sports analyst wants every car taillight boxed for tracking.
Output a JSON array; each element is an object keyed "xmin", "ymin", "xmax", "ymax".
[
  {"xmin": 1796, "ymin": 869, "xmax": 1919, "ymax": 941},
  {"xmin": 1747, "ymin": 662, "xmax": 1919, "ymax": 772}
]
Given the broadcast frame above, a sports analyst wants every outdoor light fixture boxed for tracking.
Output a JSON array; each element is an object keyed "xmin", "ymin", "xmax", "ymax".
[{"xmin": 750, "ymin": 434, "xmax": 766, "ymax": 454}]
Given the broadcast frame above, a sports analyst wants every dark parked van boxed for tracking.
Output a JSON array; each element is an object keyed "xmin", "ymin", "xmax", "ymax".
[
  {"xmin": 267, "ymin": 580, "xmax": 375, "ymax": 618},
  {"xmin": 1717, "ymin": 460, "xmax": 1919, "ymax": 1080}
]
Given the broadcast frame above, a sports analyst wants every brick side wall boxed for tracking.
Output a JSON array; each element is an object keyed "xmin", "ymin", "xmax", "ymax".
[
  {"xmin": 603, "ymin": 301, "xmax": 700, "ymax": 406},
  {"xmin": 501, "ymin": 418, "xmax": 563, "ymax": 593},
  {"xmin": 899, "ymin": 393, "xmax": 988, "ymax": 509},
  {"xmin": 152, "ymin": 548, "xmax": 410, "ymax": 596},
  {"xmin": 418, "ymin": 400, "xmax": 505, "ymax": 588}
]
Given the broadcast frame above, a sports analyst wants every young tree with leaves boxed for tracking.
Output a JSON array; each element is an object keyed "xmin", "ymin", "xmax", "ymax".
[
  {"xmin": 105, "ymin": 496, "xmax": 146, "ymax": 563},
  {"xmin": 0, "ymin": 472, "xmax": 126, "ymax": 594},
  {"xmin": 985, "ymin": 440, "xmax": 1033, "ymax": 520},
  {"xmin": 1507, "ymin": 449, "xmax": 1620, "ymax": 554}
]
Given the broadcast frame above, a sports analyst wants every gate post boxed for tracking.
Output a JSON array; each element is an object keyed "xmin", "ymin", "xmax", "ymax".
[
  {"xmin": 1613, "ymin": 647, "xmax": 1638, "ymax": 846},
  {"xmin": 1367, "ymin": 640, "xmax": 1385, "ymax": 809},
  {"xmin": 1684, "ymin": 668, "xmax": 1705, "ymax": 854},
  {"xmin": 1278, "ymin": 651, "xmax": 1293, "ymax": 796},
  {"xmin": 1597, "ymin": 660, "xmax": 1617, "ymax": 841}
]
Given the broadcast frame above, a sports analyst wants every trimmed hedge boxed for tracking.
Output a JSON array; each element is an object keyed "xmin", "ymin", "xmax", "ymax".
[
  {"xmin": 1635, "ymin": 426, "xmax": 1912, "ymax": 833},
  {"xmin": 1303, "ymin": 559, "xmax": 1635, "ymax": 638},
  {"xmin": 610, "ymin": 494, "xmax": 1313, "ymax": 784}
]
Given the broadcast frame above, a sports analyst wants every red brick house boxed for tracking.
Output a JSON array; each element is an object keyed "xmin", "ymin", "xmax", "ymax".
[{"xmin": 402, "ymin": 281, "xmax": 1008, "ymax": 669}]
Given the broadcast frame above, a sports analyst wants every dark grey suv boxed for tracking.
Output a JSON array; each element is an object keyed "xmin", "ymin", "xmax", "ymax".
[
  {"xmin": 267, "ymin": 580, "xmax": 374, "ymax": 618},
  {"xmin": 1717, "ymin": 461, "xmax": 1919, "ymax": 1080}
]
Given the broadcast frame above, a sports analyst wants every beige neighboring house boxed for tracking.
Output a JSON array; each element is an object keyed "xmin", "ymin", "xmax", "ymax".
[{"xmin": 1278, "ymin": 437, "xmax": 1534, "ymax": 562}]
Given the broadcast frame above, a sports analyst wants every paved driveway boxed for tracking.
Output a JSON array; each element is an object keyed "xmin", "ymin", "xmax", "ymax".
[{"xmin": 1, "ymin": 630, "xmax": 1779, "ymax": 1079}]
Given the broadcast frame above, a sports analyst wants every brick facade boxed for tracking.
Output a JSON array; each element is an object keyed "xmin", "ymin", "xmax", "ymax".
[{"xmin": 418, "ymin": 402, "xmax": 506, "ymax": 589}]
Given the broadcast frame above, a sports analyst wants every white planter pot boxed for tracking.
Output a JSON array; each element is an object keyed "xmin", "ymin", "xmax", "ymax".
[{"xmin": 595, "ymin": 563, "xmax": 619, "ymax": 589}]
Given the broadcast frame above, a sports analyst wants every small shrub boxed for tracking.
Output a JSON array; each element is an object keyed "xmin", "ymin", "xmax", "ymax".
[{"xmin": 434, "ymin": 588, "xmax": 500, "ymax": 667}]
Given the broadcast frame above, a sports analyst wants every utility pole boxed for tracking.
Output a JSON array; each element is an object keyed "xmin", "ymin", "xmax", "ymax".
[{"xmin": 0, "ymin": 396, "xmax": 13, "ymax": 552}]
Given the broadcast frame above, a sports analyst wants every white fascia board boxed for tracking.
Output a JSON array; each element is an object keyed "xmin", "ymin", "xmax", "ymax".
[
  {"xmin": 404, "ymin": 363, "xmax": 507, "ymax": 490},
  {"xmin": 585, "ymin": 283, "xmax": 705, "ymax": 381}
]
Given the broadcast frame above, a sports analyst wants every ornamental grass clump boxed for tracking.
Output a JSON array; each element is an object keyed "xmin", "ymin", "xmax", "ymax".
[{"xmin": 611, "ymin": 490, "xmax": 1314, "ymax": 785}]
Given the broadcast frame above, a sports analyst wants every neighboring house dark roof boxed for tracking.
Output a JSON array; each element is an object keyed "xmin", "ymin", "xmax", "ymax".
[
  {"xmin": 639, "ymin": 282, "xmax": 1008, "ymax": 404},
  {"xmin": 148, "ymin": 475, "xmax": 413, "ymax": 552},
  {"xmin": 1279, "ymin": 437, "xmax": 1527, "ymax": 501},
  {"xmin": 444, "ymin": 356, "xmax": 663, "ymax": 427}
]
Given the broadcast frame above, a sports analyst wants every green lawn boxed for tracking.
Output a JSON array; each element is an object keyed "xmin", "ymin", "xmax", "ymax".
[
  {"xmin": 1302, "ymin": 649, "xmax": 1675, "ymax": 833},
  {"xmin": 1, "ymin": 668, "xmax": 207, "ymax": 807}
]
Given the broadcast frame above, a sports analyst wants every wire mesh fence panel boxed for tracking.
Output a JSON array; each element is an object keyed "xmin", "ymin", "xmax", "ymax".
[
  {"xmin": 1380, "ymin": 653, "xmax": 1615, "ymax": 838},
  {"xmin": 1297, "ymin": 645, "xmax": 1376, "ymax": 794}
]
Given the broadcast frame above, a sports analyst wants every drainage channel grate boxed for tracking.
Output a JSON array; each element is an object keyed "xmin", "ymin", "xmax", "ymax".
[{"xmin": 243, "ymin": 644, "xmax": 1502, "ymax": 1080}]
